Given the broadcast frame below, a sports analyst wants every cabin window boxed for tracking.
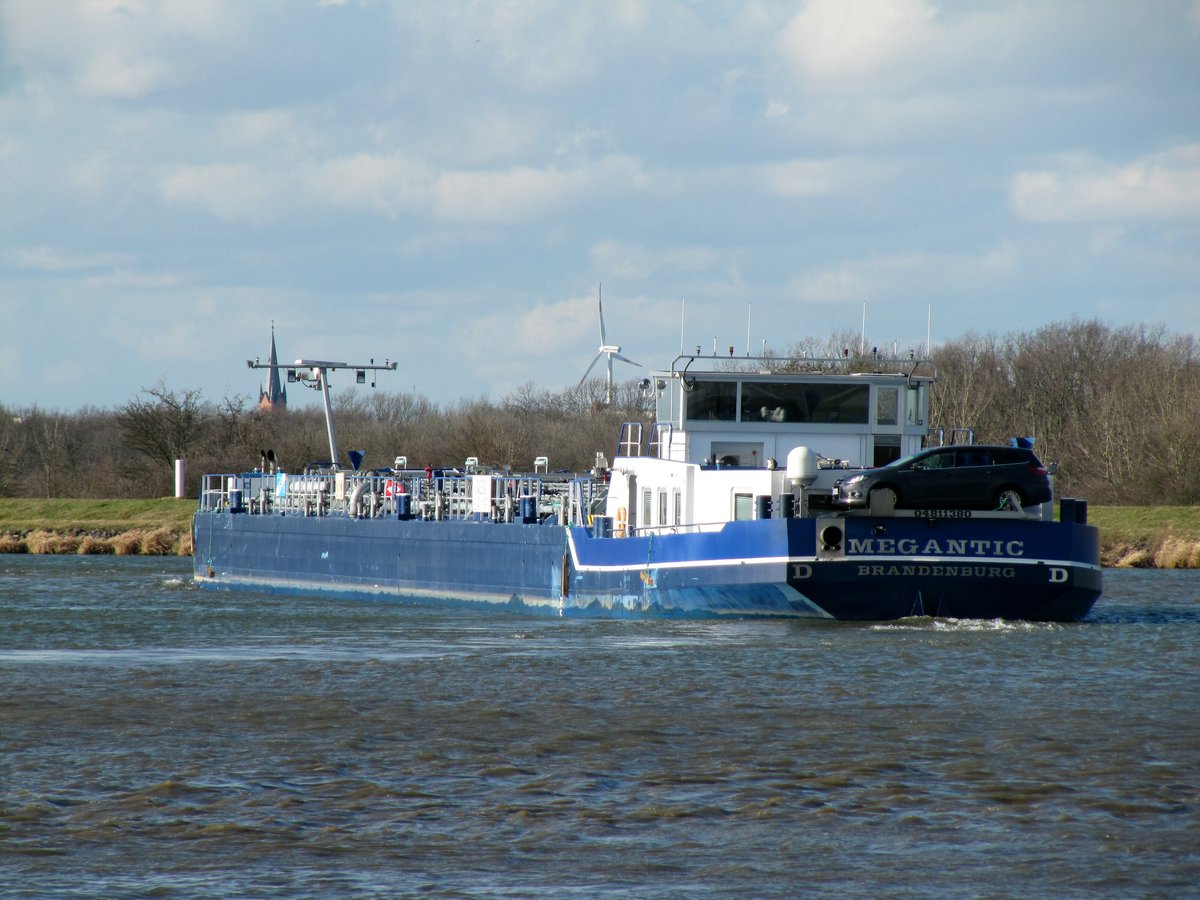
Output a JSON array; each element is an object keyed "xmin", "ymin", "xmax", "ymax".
[
  {"xmin": 875, "ymin": 388, "xmax": 898, "ymax": 426},
  {"xmin": 739, "ymin": 381, "xmax": 869, "ymax": 424},
  {"xmin": 673, "ymin": 489, "xmax": 682, "ymax": 525},
  {"xmin": 873, "ymin": 434, "xmax": 901, "ymax": 467},
  {"xmin": 733, "ymin": 492, "xmax": 754, "ymax": 521},
  {"xmin": 711, "ymin": 442, "xmax": 763, "ymax": 467},
  {"xmin": 658, "ymin": 490, "xmax": 668, "ymax": 525},
  {"xmin": 685, "ymin": 381, "xmax": 738, "ymax": 421},
  {"xmin": 642, "ymin": 489, "xmax": 652, "ymax": 530}
]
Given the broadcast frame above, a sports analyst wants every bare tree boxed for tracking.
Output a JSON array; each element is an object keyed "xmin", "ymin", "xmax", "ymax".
[
  {"xmin": 0, "ymin": 405, "xmax": 24, "ymax": 497},
  {"xmin": 117, "ymin": 382, "xmax": 208, "ymax": 490}
]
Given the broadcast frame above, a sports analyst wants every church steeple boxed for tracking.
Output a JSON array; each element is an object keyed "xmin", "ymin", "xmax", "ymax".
[{"xmin": 257, "ymin": 324, "xmax": 287, "ymax": 413}]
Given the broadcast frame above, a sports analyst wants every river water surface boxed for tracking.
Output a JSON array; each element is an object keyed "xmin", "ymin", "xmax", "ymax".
[{"xmin": 2, "ymin": 556, "xmax": 1197, "ymax": 897}]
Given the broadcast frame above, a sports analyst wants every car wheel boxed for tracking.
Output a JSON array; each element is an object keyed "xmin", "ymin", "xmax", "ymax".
[
  {"xmin": 995, "ymin": 487, "xmax": 1025, "ymax": 511},
  {"xmin": 870, "ymin": 486, "xmax": 899, "ymax": 510}
]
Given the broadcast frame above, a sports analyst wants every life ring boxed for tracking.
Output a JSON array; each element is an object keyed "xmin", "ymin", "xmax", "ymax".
[{"xmin": 616, "ymin": 506, "xmax": 627, "ymax": 537}]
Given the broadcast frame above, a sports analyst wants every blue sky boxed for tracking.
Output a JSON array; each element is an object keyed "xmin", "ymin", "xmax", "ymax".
[{"xmin": 2, "ymin": 0, "xmax": 1198, "ymax": 412}]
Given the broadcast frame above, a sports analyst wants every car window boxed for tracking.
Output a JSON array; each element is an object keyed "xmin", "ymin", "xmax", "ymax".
[
  {"xmin": 920, "ymin": 449, "xmax": 957, "ymax": 469},
  {"xmin": 958, "ymin": 449, "xmax": 992, "ymax": 467},
  {"xmin": 883, "ymin": 450, "xmax": 925, "ymax": 470},
  {"xmin": 994, "ymin": 448, "xmax": 1040, "ymax": 465}
]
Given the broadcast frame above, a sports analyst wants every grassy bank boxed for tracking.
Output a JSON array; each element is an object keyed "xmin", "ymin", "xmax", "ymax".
[
  {"xmin": 1088, "ymin": 505, "xmax": 1200, "ymax": 568},
  {"xmin": 0, "ymin": 498, "xmax": 194, "ymax": 556},
  {"xmin": 1, "ymin": 498, "xmax": 1197, "ymax": 567}
]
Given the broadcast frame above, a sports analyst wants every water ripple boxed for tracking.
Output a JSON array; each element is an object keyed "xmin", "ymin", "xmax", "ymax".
[{"xmin": 1, "ymin": 558, "xmax": 1197, "ymax": 898}]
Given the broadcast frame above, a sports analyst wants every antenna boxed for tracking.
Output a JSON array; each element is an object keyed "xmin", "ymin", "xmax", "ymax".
[
  {"xmin": 926, "ymin": 303, "xmax": 932, "ymax": 356},
  {"xmin": 746, "ymin": 303, "xmax": 752, "ymax": 356},
  {"xmin": 679, "ymin": 298, "xmax": 686, "ymax": 355},
  {"xmin": 860, "ymin": 301, "xmax": 867, "ymax": 356}
]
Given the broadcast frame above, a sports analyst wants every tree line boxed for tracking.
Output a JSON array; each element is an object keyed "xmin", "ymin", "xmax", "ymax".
[{"xmin": 1, "ymin": 319, "xmax": 1197, "ymax": 505}]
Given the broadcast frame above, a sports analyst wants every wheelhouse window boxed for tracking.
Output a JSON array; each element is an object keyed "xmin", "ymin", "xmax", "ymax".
[
  {"xmin": 733, "ymin": 492, "xmax": 754, "ymax": 521},
  {"xmin": 685, "ymin": 381, "xmax": 737, "ymax": 421},
  {"xmin": 739, "ymin": 381, "xmax": 869, "ymax": 424}
]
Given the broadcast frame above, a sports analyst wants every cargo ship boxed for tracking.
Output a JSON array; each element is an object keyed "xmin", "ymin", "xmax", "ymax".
[{"xmin": 192, "ymin": 351, "xmax": 1101, "ymax": 621}]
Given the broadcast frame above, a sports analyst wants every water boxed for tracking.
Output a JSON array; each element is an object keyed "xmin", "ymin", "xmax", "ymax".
[{"xmin": 2, "ymin": 557, "xmax": 1197, "ymax": 898}]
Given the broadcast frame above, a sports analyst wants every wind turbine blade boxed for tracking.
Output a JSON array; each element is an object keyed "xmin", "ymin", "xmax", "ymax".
[
  {"xmin": 612, "ymin": 353, "xmax": 641, "ymax": 367},
  {"xmin": 597, "ymin": 288, "xmax": 607, "ymax": 345},
  {"xmin": 578, "ymin": 352, "xmax": 604, "ymax": 384}
]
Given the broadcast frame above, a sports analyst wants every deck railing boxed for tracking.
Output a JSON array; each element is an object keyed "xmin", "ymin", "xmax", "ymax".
[{"xmin": 199, "ymin": 469, "xmax": 591, "ymax": 525}]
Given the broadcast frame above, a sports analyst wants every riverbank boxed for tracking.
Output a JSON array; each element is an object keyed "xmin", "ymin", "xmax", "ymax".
[
  {"xmin": 0, "ymin": 499, "xmax": 194, "ymax": 557},
  {"xmin": 1087, "ymin": 505, "xmax": 1200, "ymax": 568},
  {"xmin": 0, "ymin": 498, "xmax": 1197, "ymax": 568}
]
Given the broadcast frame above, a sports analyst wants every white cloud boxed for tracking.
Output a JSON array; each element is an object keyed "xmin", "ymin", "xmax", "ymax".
[
  {"xmin": 158, "ymin": 152, "xmax": 647, "ymax": 225},
  {"xmin": 434, "ymin": 165, "xmax": 575, "ymax": 223},
  {"xmin": 409, "ymin": 1, "xmax": 647, "ymax": 92},
  {"xmin": 790, "ymin": 266, "xmax": 876, "ymax": 304},
  {"xmin": 159, "ymin": 162, "xmax": 290, "ymax": 222},
  {"xmin": 11, "ymin": 246, "xmax": 125, "ymax": 272},
  {"xmin": 97, "ymin": 297, "xmax": 222, "ymax": 364},
  {"xmin": 759, "ymin": 156, "xmax": 898, "ymax": 198},
  {"xmin": 1012, "ymin": 145, "xmax": 1200, "ymax": 223},
  {"xmin": 589, "ymin": 239, "xmax": 721, "ymax": 281},
  {"xmin": 2, "ymin": 0, "xmax": 232, "ymax": 97},
  {"xmin": 432, "ymin": 155, "xmax": 645, "ymax": 224},
  {"xmin": 462, "ymin": 293, "xmax": 595, "ymax": 379},
  {"xmin": 85, "ymin": 269, "xmax": 182, "ymax": 290},
  {"xmin": 791, "ymin": 244, "xmax": 1019, "ymax": 305},
  {"xmin": 77, "ymin": 48, "xmax": 172, "ymax": 98},
  {"xmin": 308, "ymin": 153, "xmax": 433, "ymax": 218},
  {"xmin": 154, "ymin": 1, "xmax": 235, "ymax": 40},
  {"xmin": 777, "ymin": 0, "xmax": 936, "ymax": 86},
  {"xmin": 218, "ymin": 110, "xmax": 303, "ymax": 153}
]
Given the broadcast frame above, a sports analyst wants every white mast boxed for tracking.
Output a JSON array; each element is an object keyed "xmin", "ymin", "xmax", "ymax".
[{"xmin": 247, "ymin": 357, "xmax": 397, "ymax": 467}]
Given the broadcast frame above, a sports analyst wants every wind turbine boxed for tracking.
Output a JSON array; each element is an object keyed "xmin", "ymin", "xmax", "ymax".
[{"xmin": 579, "ymin": 285, "xmax": 640, "ymax": 404}]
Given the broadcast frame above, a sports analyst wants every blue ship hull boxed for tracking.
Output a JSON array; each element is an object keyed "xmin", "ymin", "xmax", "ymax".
[{"xmin": 192, "ymin": 510, "xmax": 1102, "ymax": 622}]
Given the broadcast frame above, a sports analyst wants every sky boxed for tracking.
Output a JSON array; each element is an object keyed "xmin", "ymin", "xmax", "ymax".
[{"xmin": 2, "ymin": 0, "xmax": 1199, "ymax": 413}]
